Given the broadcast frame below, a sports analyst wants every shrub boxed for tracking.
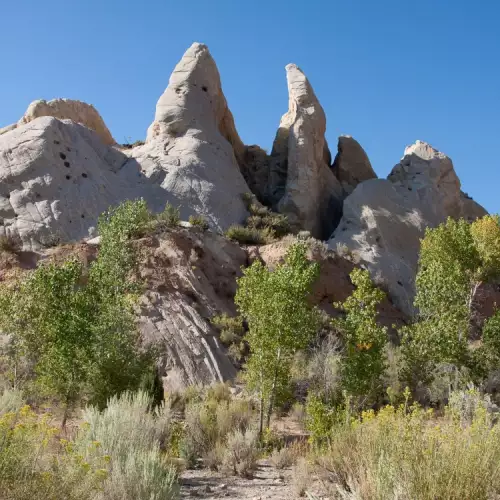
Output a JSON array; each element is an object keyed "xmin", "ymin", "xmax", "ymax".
[
  {"xmin": 225, "ymin": 224, "xmax": 274, "ymax": 245},
  {"xmin": 0, "ymin": 234, "xmax": 20, "ymax": 254},
  {"xmin": 221, "ymin": 428, "xmax": 259, "ymax": 477},
  {"xmin": 211, "ymin": 314, "xmax": 245, "ymax": 346},
  {"xmin": 0, "ymin": 404, "xmax": 106, "ymax": 500},
  {"xmin": 269, "ymin": 445, "xmax": 299, "ymax": 469},
  {"xmin": 75, "ymin": 391, "xmax": 178, "ymax": 500},
  {"xmin": 317, "ymin": 397, "xmax": 500, "ymax": 500},
  {"xmin": 292, "ymin": 457, "xmax": 312, "ymax": 497},
  {"xmin": 156, "ymin": 202, "xmax": 181, "ymax": 229},
  {"xmin": 178, "ymin": 388, "xmax": 254, "ymax": 471},
  {"xmin": 188, "ymin": 215, "xmax": 209, "ymax": 230}
]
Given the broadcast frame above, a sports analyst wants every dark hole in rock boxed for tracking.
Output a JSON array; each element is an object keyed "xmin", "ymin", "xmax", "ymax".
[
  {"xmin": 82, "ymin": 173, "xmax": 88, "ymax": 178},
  {"xmin": 202, "ymin": 86, "xmax": 208, "ymax": 92},
  {"xmin": 397, "ymin": 280, "xmax": 403, "ymax": 286},
  {"xmin": 54, "ymin": 140, "xmax": 60, "ymax": 145},
  {"xmin": 59, "ymin": 153, "xmax": 66, "ymax": 160},
  {"xmin": 66, "ymin": 175, "xmax": 71, "ymax": 180},
  {"xmin": 81, "ymin": 214, "xmax": 85, "ymax": 218},
  {"xmin": 35, "ymin": 193, "xmax": 41, "ymax": 198},
  {"xmin": 66, "ymin": 147, "xmax": 71, "ymax": 152},
  {"xmin": 408, "ymin": 187, "xmax": 412, "ymax": 191},
  {"xmin": 64, "ymin": 162, "xmax": 70, "ymax": 168}
]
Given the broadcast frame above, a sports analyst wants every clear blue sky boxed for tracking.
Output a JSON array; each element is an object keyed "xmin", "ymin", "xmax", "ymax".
[{"xmin": 2, "ymin": 0, "xmax": 499, "ymax": 212}]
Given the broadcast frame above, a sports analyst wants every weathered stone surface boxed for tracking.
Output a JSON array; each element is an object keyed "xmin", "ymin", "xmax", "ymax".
[
  {"xmin": 137, "ymin": 230, "xmax": 245, "ymax": 389},
  {"xmin": 0, "ymin": 116, "xmax": 168, "ymax": 250},
  {"xmin": 142, "ymin": 42, "xmax": 250, "ymax": 230},
  {"xmin": 0, "ymin": 124, "xmax": 17, "ymax": 136},
  {"xmin": 329, "ymin": 141, "xmax": 487, "ymax": 316},
  {"xmin": 267, "ymin": 64, "xmax": 343, "ymax": 239},
  {"xmin": 332, "ymin": 135, "xmax": 376, "ymax": 194},
  {"xmin": 18, "ymin": 98, "xmax": 115, "ymax": 145}
]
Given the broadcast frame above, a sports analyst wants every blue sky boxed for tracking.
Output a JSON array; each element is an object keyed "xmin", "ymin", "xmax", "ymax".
[{"xmin": 2, "ymin": 0, "xmax": 499, "ymax": 212}]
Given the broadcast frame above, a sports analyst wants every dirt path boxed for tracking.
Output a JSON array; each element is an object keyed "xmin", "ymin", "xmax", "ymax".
[{"xmin": 180, "ymin": 458, "xmax": 331, "ymax": 499}]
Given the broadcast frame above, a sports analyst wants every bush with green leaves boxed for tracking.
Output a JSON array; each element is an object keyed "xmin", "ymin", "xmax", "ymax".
[
  {"xmin": 0, "ymin": 199, "xmax": 156, "ymax": 419},
  {"xmin": 235, "ymin": 243, "xmax": 320, "ymax": 434},
  {"xmin": 155, "ymin": 202, "xmax": 181, "ymax": 230},
  {"xmin": 0, "ymin": 393, "xmax": 108, "ymax": 500},
  {"xmin": 188, "ymin": 214, "xmax": 209, "ymax": 230},
  {"xmin": 225, "ymin": 193, "xmax": 291, "ymax": 245},
  {"xmin": 333, "ymin": 268, "xmax": 388, "ymax": 406}
]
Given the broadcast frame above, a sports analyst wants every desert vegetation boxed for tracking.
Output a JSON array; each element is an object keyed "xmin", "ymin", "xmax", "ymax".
[{"xmin": 3, "ymin": 202, "xmax": 500, "ymax": 498}]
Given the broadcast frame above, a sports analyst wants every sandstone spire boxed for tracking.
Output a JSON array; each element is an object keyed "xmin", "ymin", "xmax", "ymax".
[{"xmin": 268, "ymin": 64, "xmax": 343, "ymax": 239}]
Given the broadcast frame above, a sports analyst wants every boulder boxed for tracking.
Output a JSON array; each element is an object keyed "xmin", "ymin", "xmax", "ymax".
[
  {"xmin": 332, "ymin": 135, "xmax": 377, "ymax": 194},
  {"xmin": 267, "ymin": 64, "xmax": 343, "ymax": 239},
  {"xmin": 18, "ymin": 98, "xmax": 115, "ymax": 146},
  {"xmin": 139, "ymin": 42, "xmax": 250, "ymax": 230},
  {"xmin": 329, "ymin": 141, "xmax": 487, "ymax": 316}
]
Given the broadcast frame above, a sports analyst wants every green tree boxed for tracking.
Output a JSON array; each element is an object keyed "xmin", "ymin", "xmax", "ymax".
[
  {"xmin": 333, "ymin": 268, "xmax": 388, "ymax": 406},
  {"xmin": 401, "ymin": 215, "xmax": 500, "ymax": 390},
  {"xmin": 0, "ymin": 199, "xmax": 155, "ymax": 423},
  {"xmin": 235, "ymin": 243, "xmax": 320, "ymax": 435}
]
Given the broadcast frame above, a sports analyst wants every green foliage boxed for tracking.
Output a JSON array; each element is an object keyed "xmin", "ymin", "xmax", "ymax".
[
  {"xmin": 225, "ymin": 224, "xmax": 274, "ymax": 245},
  {"xmin": 0, "ymin": 400, "xmax": 107, "ymax": 500},
  {"xmin": 334, "ymin": 268, "xmax": 388, "ymax": 403},
  {"xmin": 211, "ymin": 314, "xmax": 245, "ymax": 346},
  {"xmin": 188, "ymin": 214, "xmax": 209, "ymax": 230},
  {"xmin": 76, "ymin": 391, "xmax": 178, "ymax": 500},
  {"xmin": 305, "ymin": 393, "xmax": 336, "ymax": 447},
  {"xmin": 156, "ymin": 202, "xmax": 181, "ymax": 229},
  {"xmin": 401, "ymin": 215, "xmax": 500, "ymax": 391},
  {"xmin": 225, "ymin": 193, "xmax": 291, "ymax": 245},
  {"xmin": 235, "ymin": 243, "xmax": 320, "ymax": 432},
  {"xmin": 317, "ymin": 395, "xmax": 500, "ymax": 500},
  {"xmin": 0, "ymin": 200, "xmax": 155, "ymax": 413}
]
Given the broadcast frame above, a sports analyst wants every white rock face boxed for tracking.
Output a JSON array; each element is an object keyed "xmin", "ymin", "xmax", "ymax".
[
  {"xmin": 18, "ymin": 98, "xmax": 116, "ymax": 146},
  {"xmin": 329, "ymin": 141, "xmax": 487, "ymax": 315},
  {"xmin": 0, "ymin": 117, "xmax": 168, "ymax": 250},
  {"xmin": 141, "ymin": 42, "xmax": 250, "ymax": 230},
  {"xmin": 268, "ymin": 64, "xmax": 343, "ymax": 239},
  {"xmin": 332, "ymin": 135, "xmax": 377, "ymax": 194}
]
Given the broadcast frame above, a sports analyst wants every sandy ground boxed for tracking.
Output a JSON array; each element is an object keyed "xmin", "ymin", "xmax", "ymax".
[{"xmin": 180, "ymin": 458, "xmax": 332, "ymax": 499}]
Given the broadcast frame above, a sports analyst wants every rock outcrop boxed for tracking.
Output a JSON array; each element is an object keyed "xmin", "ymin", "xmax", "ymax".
[
  {"xmin": 332, "ymin": 135, "xmax": 377, "ymax": 194},
  {"xmin": 0, "ymin": 116, "xmax": 170, "ymax": 250},
  {"xmin": 137, "ymin": 230, "xmax": 246, "ymax": 389},
  {"xmin": 267, "ymin": 64, "xmax": 343, "ymax": 239},
  {"xmin": 329, "ymin": 141, "xmax": 487, "ymax": 316},
  {"xmin": 0, "ymin": 98, "xmax": 116, "ymax": 145},
  {"xmin": 135, "ymin": 42, "xmax": 250, "ymax": 230}
]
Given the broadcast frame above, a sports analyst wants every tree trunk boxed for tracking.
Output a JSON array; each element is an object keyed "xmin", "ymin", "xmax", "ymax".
[
  {"xmin": 266, "ymin": 347, "xmax": 281, "ymax": 430},
  {"xmin": 258, "ymin": 392, "xmax": 264, "ymax": 439}
]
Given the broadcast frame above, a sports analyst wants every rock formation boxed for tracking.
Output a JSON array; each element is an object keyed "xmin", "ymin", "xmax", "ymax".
[
  {"xmin": 329, "ymin": 141, "xmax": 487, "ymax": 316},
  {"xmin": 1, "ymin": 98, "xmax": 115, "ymax": 146},
  {"xmin": 133, "ymin": 42, "xmax": 251, "ymax": 230},
  {"xmin": 137, "ymin": 230, "xmax": 246, "ymax": 389},
  {"xmin": 332, "ymin": 135, "xmax": 377, "ymax": 194},
  {"xmin": 0, "ymin": 43, "xmax": 257, "ymax": 249},
  {"xmin": 0, "ymin": 116, "xmax": 170, "ymax": 250},
  {"xmin": 267, "ymin": 64, "xmax": 343, "ymax": 239}
]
